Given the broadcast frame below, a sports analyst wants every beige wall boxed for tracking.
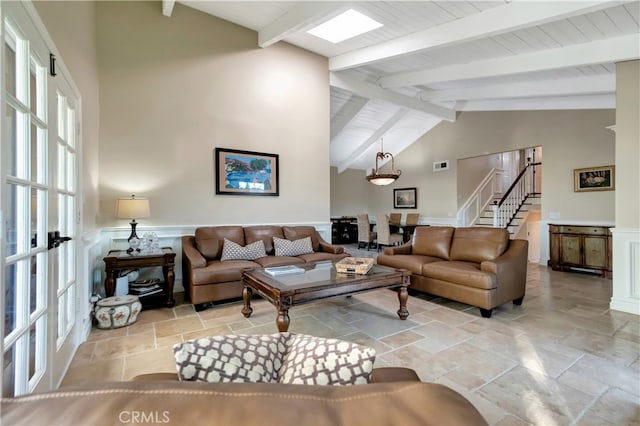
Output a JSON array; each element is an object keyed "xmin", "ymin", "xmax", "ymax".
[
  {"xmin": 96, "ymin": 2, "xmax": 329, "ymax": 227},
  {"xmin": 615, "ymin": 60, "xmax": 640, "ymax": 228},
  {"xmin": 34, "ymin": 1, "xmax": 100, "ymax": 231},
  {"xmin": 333, "ymin": 110, "xmax": 616, "ymax": 224}
]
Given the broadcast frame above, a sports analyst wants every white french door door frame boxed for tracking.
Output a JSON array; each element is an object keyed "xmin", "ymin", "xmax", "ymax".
[{"xmin": 1, "ymin": 1, "xmax": 83, "ymax": 396}]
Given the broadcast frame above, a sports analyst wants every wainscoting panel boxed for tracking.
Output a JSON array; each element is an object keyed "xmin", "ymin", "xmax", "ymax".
[{"xmin": 611, "ymin": 228, "xmax": 640, "ymax": 315}]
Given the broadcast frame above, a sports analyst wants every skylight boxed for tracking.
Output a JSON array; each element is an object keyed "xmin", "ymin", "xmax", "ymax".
[{"xmin": 307, "ymin": 9, "xmax": 383, "ymax": 44}]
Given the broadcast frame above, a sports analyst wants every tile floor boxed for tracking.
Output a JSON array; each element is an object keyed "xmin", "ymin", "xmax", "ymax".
[{"xmin": 62, "ymin": 244, "xmax": 640, "ymax": 425}]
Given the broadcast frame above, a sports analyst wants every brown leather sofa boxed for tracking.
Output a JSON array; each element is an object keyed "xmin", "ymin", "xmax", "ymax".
[
  {"xmin": 377, "ymin": 226, "xmax": 528, "ymax": 318},
  {"xmin": 182, "ymin": 225, "xmax": 350, "ymax": 310},
  {"xmin": 1, "ymin": 368, "xmax": 488, "ymax": 425}
]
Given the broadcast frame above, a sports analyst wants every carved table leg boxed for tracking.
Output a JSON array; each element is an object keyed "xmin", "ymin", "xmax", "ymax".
[
  {"xmin": 276, "ymin": 308, "xmax": 290, "ymax": 332},
  {"xmin": 241, "ymin": 286, "xmax": 253, "ymax": 318},
  {"xmin": 104, "ymin": 270, "xmax": 116, "ymax": 298},
  {"xmin": 397, "ymin": 285, "xmax": 409, "ymax": 320},
  {"xmin": 163, "ymin": 264, "xmax": 175, "ymax": 307}
]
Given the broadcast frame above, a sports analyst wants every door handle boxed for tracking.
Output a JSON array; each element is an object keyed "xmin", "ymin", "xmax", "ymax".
[{"xmin": 47, "ymin": 231, "xmax": 72, "ymax": 250}]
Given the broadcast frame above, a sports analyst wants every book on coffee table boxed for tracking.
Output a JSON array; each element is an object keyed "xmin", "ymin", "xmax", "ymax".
[{"xmin": 264, "ymin": 266, "xmax": 305, "ymax": 276}]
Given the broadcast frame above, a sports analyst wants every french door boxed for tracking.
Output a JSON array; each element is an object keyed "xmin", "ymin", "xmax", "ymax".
[{"xmin": 1, "ymin": 1, "xmax": 80, "ymax": 397}]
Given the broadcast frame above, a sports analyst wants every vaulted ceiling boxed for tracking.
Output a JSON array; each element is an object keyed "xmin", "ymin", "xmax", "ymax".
[{"xmin": 163, "ymin": 1, "xmax": 639, "ymax": 172}]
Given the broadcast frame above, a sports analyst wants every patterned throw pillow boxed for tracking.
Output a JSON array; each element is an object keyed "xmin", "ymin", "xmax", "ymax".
[
  {"xmin": 278, "ymin": 334, "xmax": 376, "ymax": 386},
  {"xmin": 173, "ymin": 333, "xmax": 288, "ymax": 383},
  {"xmin": 273, "ymin": 236, "xmax": 314, "ymax": 257},
  {"xmin": 220, "ymin": 238, "xmax": 266, "ymax": 261}
]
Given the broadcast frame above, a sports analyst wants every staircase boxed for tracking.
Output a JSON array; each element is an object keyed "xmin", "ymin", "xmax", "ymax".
[
  {"xmin": 458, "ymin": 161, "xmax": 541, "ymax": 238},
  {"xmin": 475, "ymin": 195, "xmax": 541, "ymax": 236}
]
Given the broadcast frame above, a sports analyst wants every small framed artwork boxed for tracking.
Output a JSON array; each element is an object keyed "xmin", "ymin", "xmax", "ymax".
[
  {"xmin": 574, "ymin": 165, "xmax": 615, "ymax": 192},
  {"xmin": 394, "ymin": 187, "xmax": 417, "ymax": 209},
  {"xmin": 215, "ymin": 148, "xmax": 279, "ymax": 196}
]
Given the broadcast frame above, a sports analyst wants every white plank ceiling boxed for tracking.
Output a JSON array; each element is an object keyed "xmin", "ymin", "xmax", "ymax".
[{"xmin": 168, "ymin": 1, "xmax": 639, "ymax": 171}]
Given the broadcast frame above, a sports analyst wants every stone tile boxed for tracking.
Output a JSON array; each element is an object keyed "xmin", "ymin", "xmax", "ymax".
[
  {"xmin": 377, "ymin": 344, "xmax": 458, "ymax": 381},
  {"xmin": 122, "ymin": 348, "xmax": 176, "ymax": 380},
  {"xmin": 478, "ymin": 365, "xmax": 595, "ymax": 425},
  {"xmin": 154, "ymin": 316, "xmax": 203, "ymax": 339},
  {"xmin": 135, "ymin": 307, "xmax": 176, "ymax": 325},
  {"xmin": 562, "ymin": 328, "xmax": 640, "ymax": 367},
  {"xmin": 579, "ymin": 387, "xmax": 640, "ymax": 425},
  {"xmin": 379, "ymin": 330, "xmax": 425, "ymax": 349},
  {"xmin": 350, "ymin": 314, "xmax": 418, "ymax": 339},
  {"xmin": 61, "ymin": 357, "xmax": 124, "ymax": 387},
  {"xmin": 174, "ymin": 304, "xmax": 197, "ymax": 318},
  {"xmin": 418, "ymin": 306, "xmax": 477, "ymax": 326},
  {"xmin": 435, "ymin": 376, "xmax": 510, "ymax": 425},
  {"xmin": 558, "ymin": 353, "xmax": 640, "ymax": 397},
  {"xmin": 437, "ymin": 342, "xmax": 518, "ymax": 385},
  {"xmin": 92, "ymin": 331, "xmax": 156, "ymax": 360},
  {"xmin": 412, "ymin": 321, "xmax": 474, "ymax": 353}
]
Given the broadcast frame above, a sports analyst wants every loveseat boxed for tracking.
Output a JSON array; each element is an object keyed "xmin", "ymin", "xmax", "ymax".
[
  {"xmin": 1, "ymin": 368, "xmax": 488, "ymax": 425},
  {"xmin": 377, "ymin": 226, "xmax": 528, "ymax": 318},
  {"xmin": 182, "ymin": 225, "xmax": 350, "ymax": 310}
]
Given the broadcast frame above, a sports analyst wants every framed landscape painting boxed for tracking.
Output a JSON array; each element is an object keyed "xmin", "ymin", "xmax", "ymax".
[
  {"xmin": 574, "ymin": 165, "xmax": 615, "ymax": 192},
  {"xmin": 394, "ymin": 187, "xmax": 417, "ymax": 209},
  {"xmin": 215, "ymin": 148, "xmax": 279, "ymax": 196}
]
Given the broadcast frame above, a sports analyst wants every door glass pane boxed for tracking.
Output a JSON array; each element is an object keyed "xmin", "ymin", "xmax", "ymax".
[
  {"xmin": 4, "ymin": 264, "xmax": 17, "ymax": 338},
  {"xmin": 29, "ymin": 256, "xmax": 37, "ymax": 314},
  {"xmin": 4, "ymin": 39, "xmax": 16, "ymax": 97},
  {"xmin": 6, "ymin": 105, "xmax": 17, "ymax": 177},
  {"xmin": 28, "ymin": 324, "xmax": 36, "ymax": 381},
  {"xmin": 30, "ymin": 188, "xmax": 37, "ymax": 248},
  {"xmin": 30, "ymin": 69, "xmax": 36, "ymax": 112},
  {"xmin": 2, "ymin": 346, "xmax": 16, "ymax": 398},
  {"xmin": 6, "ymin": 184, "xmax": 17, "ymax": 256}
]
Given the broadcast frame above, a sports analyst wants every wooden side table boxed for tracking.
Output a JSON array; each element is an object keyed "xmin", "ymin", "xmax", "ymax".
[{"xmin": 103, "ymin": 247, "xmax": 176, "ymax": 308}]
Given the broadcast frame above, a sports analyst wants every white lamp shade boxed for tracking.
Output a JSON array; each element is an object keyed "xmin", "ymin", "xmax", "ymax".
[{"xmin": 116, "ymin": 197, "xmax": 150, "ymax": 219}]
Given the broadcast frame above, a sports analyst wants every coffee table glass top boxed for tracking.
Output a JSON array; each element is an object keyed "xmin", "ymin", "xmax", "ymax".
[{"xmin": 246, "ymin": 261, "xmax": 400, "ymax": 291}]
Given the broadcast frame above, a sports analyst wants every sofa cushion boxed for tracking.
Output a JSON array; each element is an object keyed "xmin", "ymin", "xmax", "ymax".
[
  {"xmin": 273, "ymin": 236, "xmax": 314, "ymax": 257},
  {"xmin": 412, "ymin": 227, "xmax": 454, "ymax": 260},
  {"xmin": 449, "ymin": 227, "xmax": 509, "ymax": 263},
  {"xmin": 377, "ymin": 254, "xmax": 442, "ymax": 275},
  {"xmin": 255, "ymin": 256, "xmax": 305, "ymax": 268},
  {"xmin": 297, "ymin": 252, "xmax": 350, "ymax": 263},
  {"xmin": 279, "ymin": 334, "xmax": 376, "ymax": 386},
  {"xmin": 173, "ymin": 334, "xmax": 288, "ymax": 383},
  {"xmin": 195, "ymin": 226, "xmax": 245, "ymax": 260},
  {"xmin": 282, "ymin": 226, "xmax": 321, "ymax": 252},
  {"xmin": 221, "ymin": 238, "xmax": 267, "ymax": 261},
  {"xmin": 192, "ymin": 260, "xmax": 260, "ymax": 285},
  {"xmin": 244, "ymin": 226, "xmax": 285, "ymax": 255},
  {"xmin": 421, "ymin": 261, "xmax": 496, "ymax": 290}
]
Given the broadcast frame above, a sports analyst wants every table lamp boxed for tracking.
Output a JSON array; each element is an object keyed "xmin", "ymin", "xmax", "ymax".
[{"xmin": 116, "ymin": 195, "xmax": 150, "ymax": 252}]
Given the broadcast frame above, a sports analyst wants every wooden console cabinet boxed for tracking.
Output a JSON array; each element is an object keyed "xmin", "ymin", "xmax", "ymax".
[{"xmin": 548, "ymin": 224, "xmax": 612, "ymax": 278}]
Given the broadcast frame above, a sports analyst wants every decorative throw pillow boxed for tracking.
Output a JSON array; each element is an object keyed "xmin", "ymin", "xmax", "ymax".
[
  {"xmin": 278, "ymin": 334, "xmax": 376, "ymax": 386},
  {"xmin": 173, "ymin": 333, "xmax": 288, "ymax": 383},
  {"xmin": 220, "ymin": 238, "xmax": 266, "ymax": 261},
  {"xmin": 273, "ymin": 236, "xmax": 314, "ymax": 257}
]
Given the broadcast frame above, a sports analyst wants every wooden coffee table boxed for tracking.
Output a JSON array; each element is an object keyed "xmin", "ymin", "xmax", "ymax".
[{"xmin": 241, "ymin": 261, "xmax": 410, "ymax": 332}]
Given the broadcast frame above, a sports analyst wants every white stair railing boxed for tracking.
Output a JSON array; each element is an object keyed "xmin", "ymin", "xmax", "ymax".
[
  {"xmin": 492, "ymin": 164, "xmax": 537, "ymax": 228},
  {"xmin": 457, "ymin": 168, "xmax": 507, "ymax": 227}
]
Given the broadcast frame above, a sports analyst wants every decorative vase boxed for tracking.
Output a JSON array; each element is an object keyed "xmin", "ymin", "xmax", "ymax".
[{"xmin": 95, "ymin": 295, "xmax": 142, "ymax": 329}]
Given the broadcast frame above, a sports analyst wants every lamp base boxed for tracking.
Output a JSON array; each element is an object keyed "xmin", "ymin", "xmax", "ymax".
[{"xmin": 126, "ymin": 220, "xmax": 140, "ymax": 254}]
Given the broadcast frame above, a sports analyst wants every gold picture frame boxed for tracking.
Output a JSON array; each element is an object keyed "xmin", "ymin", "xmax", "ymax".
[{"xmin": 574, "ymin": 165, "xmax": 615, "ymax": 192}]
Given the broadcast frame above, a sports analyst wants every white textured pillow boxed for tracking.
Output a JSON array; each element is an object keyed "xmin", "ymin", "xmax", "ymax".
[
  {"xmin": 173, "ymin": 333, "xmax": 288, "ymax": 383},
  {"xmin": 278, "ymin": 334, "xmax": 376, "ymax": 386},
  {"xmin": 220, "ymin": 238, "xmax": 266, "ymax": 261},
  {"xmin": 273, "ymin": 236, "xmax": 314, "ymax": 257}
]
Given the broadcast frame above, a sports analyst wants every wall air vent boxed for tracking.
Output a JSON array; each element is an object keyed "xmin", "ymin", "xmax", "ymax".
[{"xmin": 433, "ymin": 160, "xmax": 449, "ymax": 172}]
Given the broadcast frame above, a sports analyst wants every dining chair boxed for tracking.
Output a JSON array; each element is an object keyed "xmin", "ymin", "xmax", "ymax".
[
  {"xmin": 375, "ymin": 214, "xmax": 403, "ymax": 252},
  {"xmin": 406, "ymin": 213, "xmax": 419, "ymax": 226},
  {"xmin": 356, "ymin": 214, "xmax": 377, "ymax": 250}
]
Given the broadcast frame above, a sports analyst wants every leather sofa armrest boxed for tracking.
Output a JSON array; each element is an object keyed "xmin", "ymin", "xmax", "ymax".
[
  {"xmin": 481, "ymin": 239, "xmax": 528, "ymax": 283},
  {"xmin": 131, "ymin": 373, "xmax": 180, "ymax": 382},
  {"xmin": 182, "ymin": 235, "xmax": 206, "ymax": 268},
  {"xmin": 383, "ymin": 242, "xmax": 412, "ymax": 255},
  {"xmin": 317, "ymin": 234, "xmax": 345, "ymax": 254},
  {"xmin": 370, "ymin": 367, "xmax": 420, "ymax": 383}
]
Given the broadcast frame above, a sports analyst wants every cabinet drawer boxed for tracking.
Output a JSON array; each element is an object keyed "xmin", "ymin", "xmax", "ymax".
[{"xmin": 557, "ymin": 226, "xmax": 607, "ymax": 235}]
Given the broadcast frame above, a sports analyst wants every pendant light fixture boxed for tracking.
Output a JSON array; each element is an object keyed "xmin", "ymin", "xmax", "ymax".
[{"xmin": 366, "ymin": 139, "xmax": 401, "ymax": 186}]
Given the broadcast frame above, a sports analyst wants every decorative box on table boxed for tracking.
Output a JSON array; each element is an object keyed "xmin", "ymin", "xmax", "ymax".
[{"xmin": 335, "ymin": 257, "xmax": 374, "ymax": 274}]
